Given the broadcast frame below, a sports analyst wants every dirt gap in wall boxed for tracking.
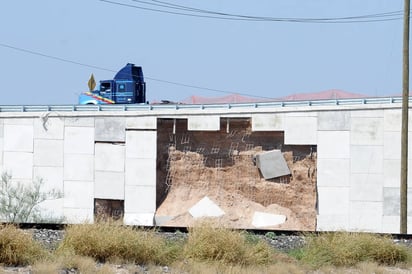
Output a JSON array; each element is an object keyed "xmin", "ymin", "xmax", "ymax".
[{"xmin": 155, "ymin": 118, "xmax": 317, "ymax": 231}]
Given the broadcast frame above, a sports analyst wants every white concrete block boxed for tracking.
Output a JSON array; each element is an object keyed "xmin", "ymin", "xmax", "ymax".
[
  {"xmin": 350, "ymin": 173, "xmax": 383, "ymax": 202},
  {"xmin": 188, "ymin": 116, "xmax": 220, "ymax": 131},
  {"xmin": 351, "ymin": 109, "xmax": 384, "ymax": 118},
  {"xmin": 36, "ymin": 198, "xmax": 64, "ymax": 222},
  {"xmin": 384, "ymin": 131, "xmax": 400, "ymax": 160},
  {"xmin": 349, "ymin": 201, "xmax": 382, "ymax": 232},
  {"xmin": 0, "ymin": 121, "xmax": 3, "ymax": 138},
  {"xmin": 123, "ymin": 213, "xmax": 154, "ymax": 226},
  {"xmin": 126, "ymin": 116, "xmax": 157, "ymax": 130},
  {"xmin": 64, "ymin": 154, "xmax": 94, "ymax": 181},
  {"xmin": 63, "ymin": 180, "xmax": 94, "ymax": 209},
  {"xmin": 33, "ymin": 166, "xmax": 63, "ymax": 192},
  {"xmin": 3, "ymin": 152, "xmax": 33, "ymax": 179},
  {"xmin": 351, "ymin": 117, "xmax": 384, "ymax": 145},
  {"xmin": 384, "ymin": 109, "xmax": 401, "ymax": 131},
  {"xmin": 382, "ymin": 188, "xmax": 412, "ymax": 216},
  {"xmin": 4, "ymin": 125, "xmax": 33, "ymax": 152},
  {"xmin": 317, "ymin": 159, "xmax": 350, "ymax": 187},
  {"xmin": 95, "ymin": 143, "xmax": 125, "ymax": 172},
  {"xmin": 318, "ymin": 111, "xmax": 350, "ymax": 131},
  {"xmin": 34, "ymin": 139, "xmax": 63, "ymax": 167},
  {"xmin": 189, "ymin": 196, "xmax": 225, "ymax": 218},
  {"xmin": 95, "ymin": 117, "xmax": 125, "ymax": 142},
  {"xmin": 3, "ymin": 118, "xmax": 33, "ymax": 125},
  {"xmin": 34, "ymin": 117, "xmax": 64, "ymax": 139},
  {"xmin": 381, "ymin": 216, "xmax": 399, "ymax": 234},
  {"xmin": 65, "ymin": 117, "xmax": 95, "ymax": 127},
  {"xmin": 317, "ymin": 131, "xmax": 350, "ymax": 159},
  {"xmin": 0, "ymin": 138, "xmax": 3, "ymax": 165},
  {"xmin": 350, "ymin": 146, "xmax": 383, "ymax": 174},
  {"xmin": 316, "ymin": 214, "xmax": 349, "ymax": 231},
  {"xmin": 252, "ymin": 212, "xmax": 286, "ymax": 228},
  {"xmin": 284, "ymin": 116, "xmax": 317, "ymax": 145},
  {"xmin": 64, "ymin": 127, "xmax": 94, "ymax": 155},
  {"xmin": 126, "ymin": 131, "xmax": 157, "ymax": 159},
  {"xmin": 251, "ymin": 114, "xmax": 284, "ymax": 131},
  {"xmin": 124, "ymin": 185, "xmax": 156, "ymax": 213},
  {"xmin": 317, "ymin": 187, "xmax": 349, "ymax": 215},
  {"xmin": 63, "ymin": 208, "xmax": 94, "ymax": 224},
  {"xmin": 125, "ymin": 158, "xmax": 156, "ymax": 186},
  {"xmin": 94, "ymin": 171, "xmax": 124, "ymax": 200},
  {"xmin": 383, "ymin": 159, "xmax": 400, "ymax": 187}
]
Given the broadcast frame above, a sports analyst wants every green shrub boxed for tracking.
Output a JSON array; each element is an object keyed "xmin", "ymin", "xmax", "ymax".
[
  {"xmin": 0, "ymin": 225, "xmax": 47, "ymax": 266},
  {"xmin": 57, "ymin": 221, "xmax": 182, "ymax": 265},
  {"xmin": 184, "ymin": 221, "xmax": 275, "ymax": 266},
  {"xmin": 299, "ymin": 232, "xmax": 410, "ymax": 268}
]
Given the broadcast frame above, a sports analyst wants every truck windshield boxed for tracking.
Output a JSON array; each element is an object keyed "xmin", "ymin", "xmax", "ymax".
[{"xmin": 100, "ymin": 82, "xmax": 112, "ymax": 92}]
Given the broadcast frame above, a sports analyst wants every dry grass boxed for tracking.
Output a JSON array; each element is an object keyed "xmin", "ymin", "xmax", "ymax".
[
  {"xmin": 0, "ymin": 224, "xmax": 47, "ymax": 266},
  {"xmin": 183, "ymin": 221, "xmax": 276, "ymax": 266},
  {"xmin": 298, "ymin": 232, "xmax": 411, "ymax": 268},
  {"xmin": 57, "ymin": 221, "xmax": 182, "ymax": 265}
]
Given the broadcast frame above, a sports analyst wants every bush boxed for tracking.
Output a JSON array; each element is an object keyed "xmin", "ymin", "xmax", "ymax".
[
  {"xmin": 57, "ymin": 221, "xmax": 182, "ymax": 265},
  {"xmin": 0, "ymin": 225, "xmax": 47, "ymax": 266},
  {"xmin": 299, "ymin": 232, "xmax": 410, "ymax": 268},
  {"xmin": 184, "ymin": 221, "xmax": 275, "ymax": 266}
]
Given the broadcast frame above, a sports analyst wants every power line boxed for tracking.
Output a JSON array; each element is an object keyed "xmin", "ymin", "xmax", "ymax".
[
  {"xmin": 100, "ymin": 0, "xmax": 403, "ymax": 23},
  {"xmin": 0, "ymin": 42, "xmax": 273, "ymax": 100}
]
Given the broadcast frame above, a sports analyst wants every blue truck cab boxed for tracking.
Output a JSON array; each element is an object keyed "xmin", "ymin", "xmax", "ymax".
[{"xmin": 79, "ymin": 63, "xmax": 146, "ymax": 104}]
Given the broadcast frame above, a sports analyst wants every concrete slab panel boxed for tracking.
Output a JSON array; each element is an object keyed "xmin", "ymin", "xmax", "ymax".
[
  {"xmin": 317, "ymin": 187, "xmax": 349, "ymax": 215},
  {"xmin": 63, "ymin": 208, "xmax": 93, "ymax": 224},
  {"xmin": 350, "ymin": 173, "xmax": 383, "ymax": 202},
  {"xmin": 94, "ymin": 171, "xmax": 124, "ymax": 200},
  {"xmin": 34, "ymin": 117, "xmax": 64, "ymax": 139},
  {"xmin": 189, "ymin": 196, "xmax": 225, "ymax": 218},
  {"xmin": 126, "ymin": 116, "xmax": 157, "ymax": 130},
  {"xmin": 382, "ymin": 216, "xmax": 400, "ymax": 234},
  {"xmin": 34, "ymin": 139, "xmax": 63, "ymax": 167},
  {"xmin": 383, "ymin": 187, "xmax": 412, "ymax": 216},
  {"xmin": 255, "ymin": 150, "xmax": 290, "ymax": 179},
  {"xmin": 252, "ymin": 212, "xmax": 286, "ymax": 228},
  {"xmin": 351, "ymin": 109, "xmax": 384, "ymax": 118},
  {"xmin": 351, "ymin": 117, "xmax": 384, "ymax": 145},
  {"xmin": 317, "ymin": 159, "xmax": 350, "ymax": 187},
  {"xmin": 3, "ymin": 152, "xmax": 33, "ymax": 179},
  {"xmin": 284, "ymin": 116, "xmax": 317, "ymax": 145},
  {"xmin": 383, "ymin": 159, "xmax": 400, "ymax": 187},
  {"xmin": 188, "ymin": 116, "xmax": 220, "ymax": 131},
  {"xmin": 384, "ymin": 109, "xmax": 401, "ymax": 131},
  {"xmin": 318, "ymin": 111, "xmax": 350, "ymax": 131},
  {"xmin": 64, "ymin": 154, "xmax": 94, "ymax": 181},
  {"xmin": 95, "ymin": 117, "xmax": 125, "ymax": 142},
  {"xmin": 316, "ymin": 214, "xmax": 349, "ymax": 231},
  {"xmin": 36, "ymin": 198, "xmax": 64, "ymax": 223},
  {"xmin": 0, "ymin": 121, "xmax": 3, "ymax": 138},
  {"xmin": 125, "ymin": 158, "xmax": 156, "ymax": 186},
  {"xmin": 64, "ymin": 127, "xmax": 94, "ymax": 154},
  {"xmin": 349, "ymin": 201, "xmax": 382, "ymax": 232},
  {"xmin": 123, "ymin": 213, "xmax": 154, "ymax": 226},
  {"xmin": 4, "ymin": 125, "xmax": 33, "ymax": 152},
  {"xmin": 350, "ymin": 146, "xmax": 383, "ymax": 174},
  {"xmin": 384, "ymin": 131, "xmax": 400, "ymax": 160},
  {"xmin": 0, "ymin": 138, "xmax": 3, "ymax": 165},
  {"xmin": 3, "ymin": 118, "xmax": 33, "ymax": 125},
  {"xmin": 33, "ymin": 166, "xmax": 63, "ymax": 192},
  {"xmin": 251, "ymin": 114, "xmax": 284, "ymax": 131},
  {"xmin": 63, "ymin": 180, "xmax": 94, "ymax": 209},
  {"xmin": 124, "ymin": 185, "xmax": 156, "ymax": 213},
  {"xmin": 95, "ymin": 143, "xmax": 125, "ymax": 172},
  {"xmin": 126, "ymin": 131, "xmax": 157, "ymax": 159},
  {"xmin": 65, "ymin": 117, "xmax": 95, "ymax": 127},
  {"xmin": 317, "ymin": 131, "xmax": 350, "ymax": 159}
]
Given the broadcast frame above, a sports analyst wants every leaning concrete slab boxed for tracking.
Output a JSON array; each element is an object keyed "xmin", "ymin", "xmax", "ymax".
[
  {"xmin": 252, "ymin": 212, "xmax": 286, "ymax": 228},
  {"xmin": 189, "ymin": 196, "xmax": 225, "ymax": 218},
  {"xmin": 255, "ymin": 150, "xmax": 290, "ymax": 179}
]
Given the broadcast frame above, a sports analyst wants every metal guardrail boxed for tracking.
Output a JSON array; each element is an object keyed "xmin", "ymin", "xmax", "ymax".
[{"xmin": 0, "ymin": 96, "xmax": 406, "ymax": 113}]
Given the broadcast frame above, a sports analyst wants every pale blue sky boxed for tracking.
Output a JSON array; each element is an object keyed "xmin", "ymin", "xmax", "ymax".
[{"xmin": 0, "ymin": 0, "xmax": 406, "ymax": 105}]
